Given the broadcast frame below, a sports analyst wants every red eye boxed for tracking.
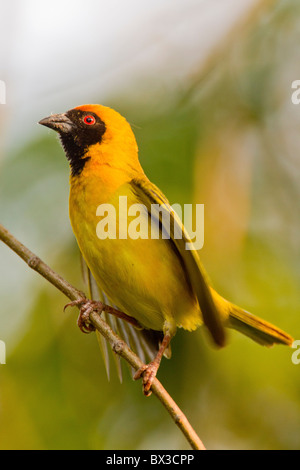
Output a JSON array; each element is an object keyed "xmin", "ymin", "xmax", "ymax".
[{"xmin": 83, "ymin": 115, "xmax": 96, "ymax": 125}]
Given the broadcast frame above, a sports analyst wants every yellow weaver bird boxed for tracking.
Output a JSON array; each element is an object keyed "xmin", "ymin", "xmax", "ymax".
[{"xmin": 39, "ymin": 104, "xmax": 293, "ymax": 395}]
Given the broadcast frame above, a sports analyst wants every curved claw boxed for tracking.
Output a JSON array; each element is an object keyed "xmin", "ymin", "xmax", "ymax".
[
  {"xmin": 64, "ymin": 298, "xmax": 104, "ymax": 334},
  {"xmin": 133, "ymin": 362, "xmax": 158, "ymax": 397},
  {"xmin": 63, "ymin": 299, "xmax": 86, "ymax": 311},
  {"xmin": 64, "ymin": 298, "xmax": 141, "ymax": 336},
  {"xmin": 77, "ymin": 309, "xmax": 96, "ymax": 334},
  {"xmin": 133, "ymin": 333, "xmax": 172, "ymax": 396}
]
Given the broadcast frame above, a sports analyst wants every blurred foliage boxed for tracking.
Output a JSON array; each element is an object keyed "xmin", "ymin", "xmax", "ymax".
[{"xmin": 1, "ymin": 0, "xmax": 300, "ymax": 450}]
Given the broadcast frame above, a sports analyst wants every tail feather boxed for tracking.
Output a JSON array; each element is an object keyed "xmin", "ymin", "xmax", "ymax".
[{"xmin": 228, "ymin": 304, "xmax": 293, "ymax": 347}]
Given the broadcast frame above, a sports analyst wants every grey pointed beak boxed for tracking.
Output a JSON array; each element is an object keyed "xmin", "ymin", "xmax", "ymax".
[{"xmin": 38, "ymin": 113, "xmax": 73, "ymax": 133}]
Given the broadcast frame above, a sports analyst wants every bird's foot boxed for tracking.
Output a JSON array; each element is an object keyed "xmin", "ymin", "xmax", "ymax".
[
  {"xmin": 133, "ymin": 333, "xmax": 172, "ymax": 396},
  {"xmin": 133, "ymin": 361, "xmax": 159, "ymax": 397},
  {"xmin": 64, "ymin": 298, "xmax": 141, "ymax": 334},
  {"xmin": 64, "ymin": 299, "xmax": 104, "ymax": 334}
]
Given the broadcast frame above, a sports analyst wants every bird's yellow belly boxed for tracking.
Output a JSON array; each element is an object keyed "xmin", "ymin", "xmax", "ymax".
[{"xmin": 69, "ymin": 182, "xmax": 201, "ymax": 332}]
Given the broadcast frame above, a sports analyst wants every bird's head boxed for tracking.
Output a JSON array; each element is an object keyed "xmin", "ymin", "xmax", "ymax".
[{"xmin": 39, "ymin": 104, "xmax": 140, "ymax": 177}]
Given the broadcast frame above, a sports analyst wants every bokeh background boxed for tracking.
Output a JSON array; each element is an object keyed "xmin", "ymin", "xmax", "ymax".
[{"xmin": 0, "ymin": 0, "xmax": 300, "ymax": 450}]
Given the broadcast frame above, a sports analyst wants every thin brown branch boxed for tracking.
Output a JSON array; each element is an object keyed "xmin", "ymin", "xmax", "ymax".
[{"xmin": 0, "ymin": 222, "xmax": 205, "ymax": 450}]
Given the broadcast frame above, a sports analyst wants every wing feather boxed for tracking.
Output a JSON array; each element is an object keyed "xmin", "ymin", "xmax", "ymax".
[{"xmin": 130, "ymin": 177, "xmax": 226, "ymax": 347}]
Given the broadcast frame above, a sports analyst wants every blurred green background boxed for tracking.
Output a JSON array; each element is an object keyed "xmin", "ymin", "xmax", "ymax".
[{"xmin": 0, "ymin": 0, "xmax": 299, "ymax": 449}]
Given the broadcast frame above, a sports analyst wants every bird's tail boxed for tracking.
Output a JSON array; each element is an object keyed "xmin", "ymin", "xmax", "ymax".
[
  {"xmin": 211, "ymin": 290, "xmax": 293, "ymax": 347},
  {"xmin": 227, "ymin": 304, "xmax": 293, "ymax": 346}
]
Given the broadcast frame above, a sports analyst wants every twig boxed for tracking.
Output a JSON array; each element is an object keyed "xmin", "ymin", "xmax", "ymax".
[{"xmin": 0, "ymin": 222, "xmax": 205, "ymax": 450}]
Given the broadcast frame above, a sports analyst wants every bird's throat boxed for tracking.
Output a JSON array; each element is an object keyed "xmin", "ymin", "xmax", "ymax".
[{"xmin": 59, "ymin": 133, "xmax": 91, "ymax": 177}]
